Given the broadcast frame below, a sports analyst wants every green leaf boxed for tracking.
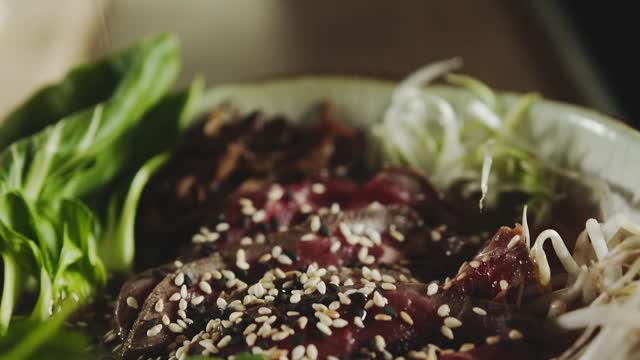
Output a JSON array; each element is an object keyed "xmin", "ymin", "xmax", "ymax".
[
  {"xmin": 101, "ymin": 152, "xmax": 172, "ymax": 272},
  {"xmin": 0, "ymin": 299, "xmax": 89, "ymax": 360},
  {"xmin": 0, "ymin": 33, "xmax": 180, "ymax": 201}
]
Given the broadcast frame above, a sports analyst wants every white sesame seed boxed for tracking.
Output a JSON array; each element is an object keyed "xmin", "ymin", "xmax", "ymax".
[
  {"xmin": 155, "ymin": 299, "xmax": 164, "ymax": 312},
  {"xmin": 330, "ymin": 241, "xmax": 341, "ymax": 253},
  {"xmin": 126, "ymin": 296, "xmax": 138, "ymax": 309},
  {"xmin": 509, "ymin": 329, "xmax": 524, "ymax": 340},
  {"xmin": 317, "ymin": 281, "xmax": 327, "ymax": 295},
  {"xmin": 460, "ymin": 343, "xmax": 475, "ymax": 352},
  {"xmin": 162, "ymin": 314, "xmax": 170, "ymax": 325},
  {"xmin": 307, "ymin": 344, "xmax": 319, "ymax": 360},
  {"xmin": 174, "ymin": 273, "xmax": 185, "ymax": 287},
  {"xmin": 473, "ymin": 306, "xmax": 487, "ymax": 316},
  {"xmin": 316, "ymin": 312, "xmax": 333, "ymax": 326},
  {"xmin": 469, "ymin": 260, "xmax": 481, "ymax": 269},
  {"xmin": 216, "ymin": 298, "xmax": 227, "ymax": 309},
  {"xmin": 255, "ymin": 233, "xmax": 266, "ymax": 244},
  {"xmin": 268, "ymin": 186, "xmax": 284, "ymax": 201},
  {"xmin": 344, "ymin": 278, "xmax": 354, "ymax": 287},
  {"xmin": 177, "ymin": 309, "xmax": 187, "ymax": 319},
  {"xmin": 216, "ymin": 222, "xmax": 230, "ymax": 232},
  {"xmin": 191, "ymin": 296, "xmax": 204, "ymax": 305},
  {"xmin": 199, "ymin": 281, "xmax": 213, "ymax": 295},
  {"xmin": 375, "ymin": 335, "xmax": 387, "ymax": 351},
  {"xmin": 332, "ymin": 318, "xmax": 349, "ymax": 328},
  {"xmin": 375, "ymin": 314, "xmax": 392, "ymax": 321},
  {"xmin": 316, "ymin": 322, "xmax": 333, "ymax": 336},
  {"xmin": 400, "ymin": 311, "xmax": 414, "ymax": 325},
  {"xmin": 277, "ymin": 254, "xmax": 292, "ymax": 265},
  {"xmin": 301, "ymin": 204, "xmax": 313, "ymax": 214},
  {"xmin": 180, "ymin": 285, "xmax": 188, "ymax": 298},
  {"xmin": 174, "ymin": 260, "xmax": 184, "ymax": 268},
  {"xmin": 301, "ymin": 233, "xmax": 316, "ymax": 241},
  {"xmin": 221, "ymin": 269, "xmax": 236, "ymax": 280},
  {"xmin": 486, "ymin": 336, "xmax": 500, "ymax": 345},
  {"xmin": 310, "ymin": 216, "xmax": 321, "ymax": 232},
  {"xmin": 430, "ymin": 230, "xmax": 442, "ymax": 241},
  {"xmin": 440, "ymin": 325, "xmax": 454, "ymax": 339},
  {"xmin": 217, "ymin": 335, "xmax": 231, "ymax": 348},
  {"xmin": 252, "ymin": 210, "xmax": 266, "ymax": 223},
  {"xmin": 290, "ymin": 293, "xmax": 301, "ymax": 303},
  {"xmin": 381, "ymin": 283, "xmax": 397, "ymax": 291},
  {"xmin": 179, "ymin": 299, "xmax": 188, "ymax": 311},
  {"xmin": 311, "ymin": 183, "xmax": 326, "ymax": 194},
  {"xmin": 292, "ymin": 345, "xmax": 306, "ymax": 360},
  {"xmin": 272, "ymin": 331, "xmax": 290, "ymax": 341},
  {"xmin": 168, "ymin": 323, "xmax": 184, "ymax": 333},
  {"xmin": 389, "ymin": 225, "xmax": 405, "ymax": 242},
  {"xmin": 240, "ymin": 236, "xmax": 253, "ymax": 246},
  {"xmin": 444, "ymin": 317, "xmax": 462, "ymax": 328},
  {"xmin": 437, "ymin": 304, "xmax": 450, "ymax": 317},
  {"xmin": 146, "ymin": 324, "xmax": 162, "ymax": 337},
  {"xmin": 212, "ymin": 270, "xmax": 222, "ymax": 280},
  {"xmin": 271, "ymin": 246, "xmax": 282, "ymax": 258},
  {"xmin": 331, "ymin": 203, "xmax": 340, "ymax": 214},
  {"xmin": 373, "ymin": 291, "xmax": 387, "ymax": 307},
  {"xmin": 499, "ymin": 280, "xmax": 509, "ymax": 291},
  {"xmin": 354, "ymin": 316, "xmax": 365, "ymax": 328},
  {"xmin": 245, "ymin": 333, "xmax": 258, "ymax": 346},
  {"xmin": 298, "ymin": 316, "xmax": 308, "ymax": 329},
  {"xmin": 507, "ymin": 234, "xmax": 521, "ymax": 250}
]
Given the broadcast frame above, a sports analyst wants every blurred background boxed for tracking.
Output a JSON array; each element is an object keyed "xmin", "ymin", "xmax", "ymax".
[{"xmin": 0, "ymin": 0, "xmax": 636, "ymax": 125}]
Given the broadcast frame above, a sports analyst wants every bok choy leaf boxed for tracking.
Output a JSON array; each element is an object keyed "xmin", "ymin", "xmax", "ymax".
[{"xmin": 0, "ymin": 32, "xmax": 179, "ymax": 342}]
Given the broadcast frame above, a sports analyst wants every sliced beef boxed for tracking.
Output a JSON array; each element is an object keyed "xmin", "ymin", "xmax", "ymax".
[
  {"xmin": 178, "ymin": 266, "xmax": 542, "ymax": 359},
  {"xmin": 135, "ymin": 103, "xmax": 365, "ymax": 269}
]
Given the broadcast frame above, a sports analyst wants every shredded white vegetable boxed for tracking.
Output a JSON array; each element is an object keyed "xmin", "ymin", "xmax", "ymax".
[
  {"xmin": 478, "ymin": 141, "xmax": 493, "ymax": 210},
  {"xmin": 531, "ymin": 229, "xmax": 580, "ymax": 286}
]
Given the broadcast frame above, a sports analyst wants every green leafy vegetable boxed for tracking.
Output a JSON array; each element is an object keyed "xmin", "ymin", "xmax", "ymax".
[{"xmin": 0, "ymin": 33, "xmax": 179, "ymax": 344}]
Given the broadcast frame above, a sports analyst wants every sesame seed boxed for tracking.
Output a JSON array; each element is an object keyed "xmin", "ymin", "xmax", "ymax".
[
  {"xmin": 272, "ymin": 331, "xmax": 290, "ymax": 341},
  {"xmin": 400, "ymin": 311, "xmax": 414, "ymax": 325},
  {"xmin": 155, "ymin": 299, "xmax": 164, "ymax": 312},
  {"xmin": 301, "ymin": 233, "xmax": 316, "ymax": 241},
  {"xmin": 252, "ymin": 210, "xmax": 266, "ymax": 223},
  {"xmin": 317, "ymin": 281, "xmax": 327, "ymax": 294},
  {"xmin": 292, "ymin": 345, "xmax": 305, "ymax": 360},
  {"xmin": 316, "ymin": 322, "xmax": 333, "ymax": 336},
  {"xmin": 331, "ymin": 203, "xmax": 340, "ymax": 214},
  {"xmin": 146, "ymin": 324, "xmax": 162, "ymax": 337},
  {"xmin": 472, "ymin": 306, "xmax": 487, "ymax": 316},
  {"xmin": 268, "ymin": 186, "xmax": 284, "ymax": 201},
  {"xmin": 507, "ymin": 234, "xmax": 521, "ymax": 249},
  {"xmin": 189, "ymin": 295, "xmax": 203, "ymax": 305},
  {"xmin": 437, "ymin": 304, "xmax": 450, "ymax": 317},
  {"xmin": 509, "ymin": 329, "xmax": 524, "ymax": 340},
  {"xmin": 290, "ymin": 293, "xmax": 301, "ymax": 303},
  {"xmin": 329, "ymin": 241, "xmax": 342, "ymax": 253},
  {"xmin": 179, "ymin": 299, "xmax": 188, "ymax": 311},
  {"xmin": 240, "ymin": 236, "xmax": 253, "ymax": 246},
  {"xmin": 199, "ymin": 281, "xmax": 213, "ymax": 295},
  {"xmin": 332, "ymin": 318, "xmax": 349, "ymax": 328},
  {"xmin": 307, "ymin": 344, "xmax": 319, "ymax": 360},
  {"xmin": 354, "ymin": 316, "xmax": 365, "ymax": 328},
  {"xmin": 126, "ymin": 296, "xmax": 138, "ymax": 309},
  {"xmin": 218, "ymin": 335, "xmax": 231, "ymax": 348},
  {"xmin": 174, "ymin": 273, "xmax": 185, "ymax": 287},
  {"xmin": 444, "ymin": 317, "xmax": 462, "ymax": 328},
  {"xmin": 373, "ymin": 291, "xmax": 387, "ymax": 307},
  {"xmin": 389, "ymin": 225, "xmax": 405, "ymax": 242},
  {"xmin": 344, "ymin": 278, "xmax": 354, "ymax": 286},
  {"xmin": 375, "ymin": 335, "xmax": 387, "ymax": 351},
  {"xmin": 440, "ymin": 325, "xmax": 454, "ymax": 339},
  {"xmin": 301, "ymin": 204, "xmax": 313, "ymax": 214},
  {"xmin": 381, "ymin": 283, "xmax": 397, "ymax": 291},
  {"xmin": 460, "ymin": 343, "xmax": 475, "ymax": 352},
  {"xmin": 499, "ymin": 280, "xmax": 509, "ymax": 291},
  {"xmin": 221, "ymin": 269, "xmax": 236, "ymax": 280},
  {"xmin": 310, "ymin": 216, "xmax": 321, "ymax": 232},
  {"xmin": 162, "ymin": 315, "xmax": 170, "ymax": 325},
  {"xmin": 375, "ymin": 314, "xmax": 392, "ymax": 321},
  {"xmin": 168, "ymin": 323, "xmax": 184, "ymax": 333},
  {"xmin": 469, "ymin": 260, "xmax": 481, "ymax": 269},
  {"xmin": 180, "ymin": 285, "xmax": 188, "ymax": 298},
  {"xmin": 271, "ymin": 246, "xmax": 282, "ymax": 258},
  {"xmin": 311, "ymin": 183, "xmax": 326, "ymax": 194},
  {"xmin": 298, "ymin": 316, "xmax": 308, "ymax": 329},
  {"xmin": 216, "ymin": 222, "xmax": 230, "ymax": 232},
  {"xmin": 177, "ymin": 309, "xmax": 187, "ymax": 319},
  {"xmin": 427, "ymin": 283, "xmax": 439, "ymax": 296},
  {"xmin": 486, "ymin": 336, "xmax": 500, "ymax": 345}
]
